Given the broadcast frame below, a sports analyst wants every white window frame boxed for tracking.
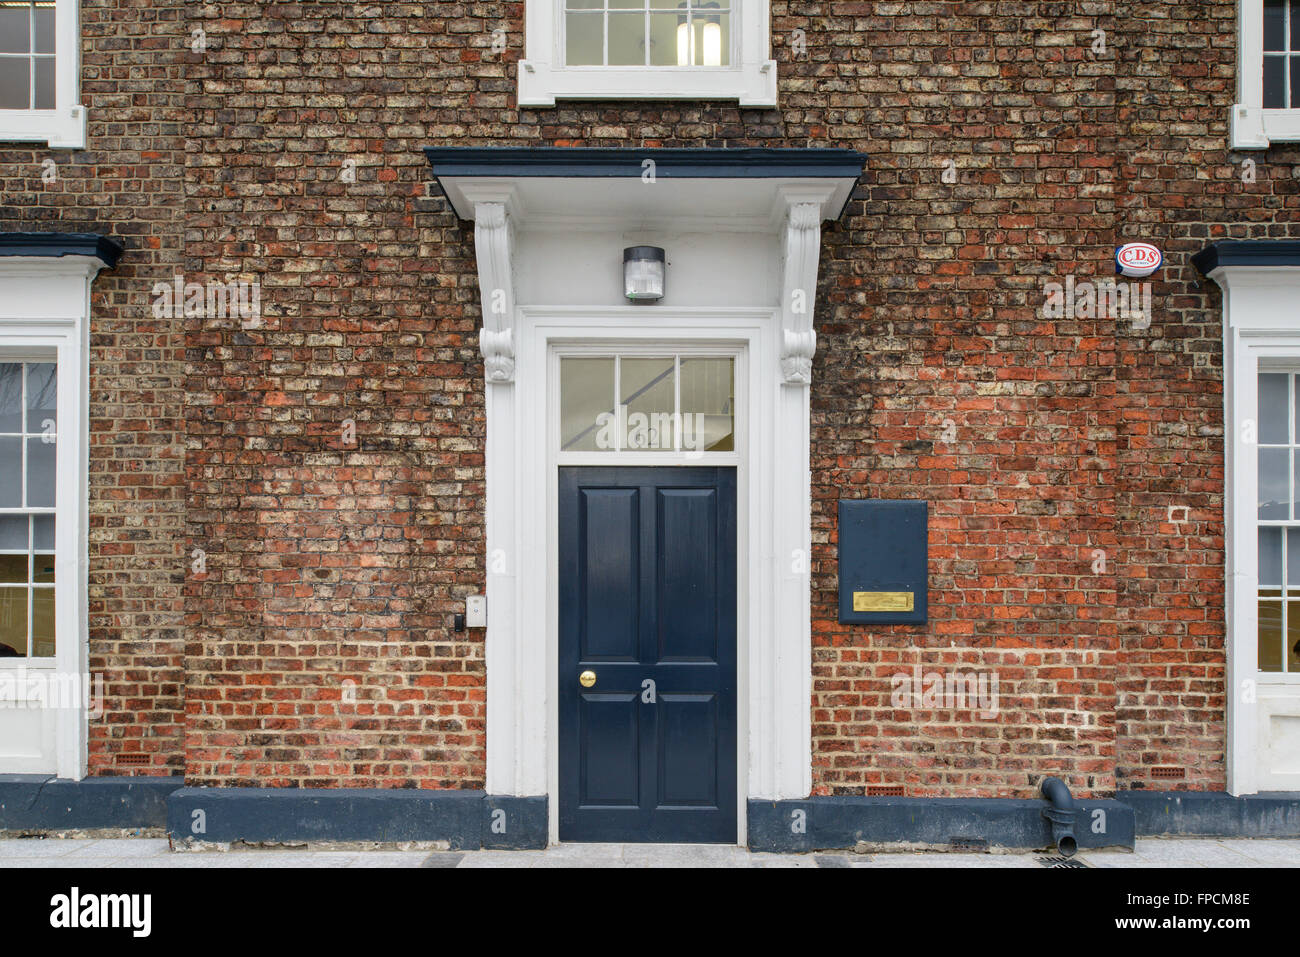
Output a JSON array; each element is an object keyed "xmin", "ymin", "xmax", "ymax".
[
  {"xmin": 556, "ymin": 348, "xmax": 742, "ymax": 464},
  {"xmin": 1232, "ymin": 0, "xmax": 1300, "ymax": 148},
  {"xmin": 0, "ymin": 254, "xmax": 99, "ymax": 777},
  {"xmin": 518, "ymin": 0, "xmax": 777, "ymax": 108},
  {"xmin": 0, "ymin": 0, "xmax": 86, "ymax": 149}
]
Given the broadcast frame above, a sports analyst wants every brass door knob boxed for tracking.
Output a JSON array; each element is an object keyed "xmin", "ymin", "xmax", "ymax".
[{"xmin": 579, "ymin": 670, "xmax": 597, "ymax": 688}]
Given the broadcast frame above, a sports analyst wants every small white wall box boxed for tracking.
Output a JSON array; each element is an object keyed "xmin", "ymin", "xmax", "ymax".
[{"xmin": 466, "ymin": 595, "xmax": 487, "ymax": 628}]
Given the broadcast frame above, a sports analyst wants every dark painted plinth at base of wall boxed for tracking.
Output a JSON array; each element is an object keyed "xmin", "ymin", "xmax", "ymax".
[
  {"xmin": 746, "ymin": 796, "xmax": 1137, "ymax": 853},
  {"xmin": 0, "ymin": 774, "xmax": 182, "ymax": 831},
  {"xmin": 165, "ymin": 787, "xmax": 549, "ymax": 850},
  {"xmin": 1124, "ymin": 790, "xmax": 1300, "ymax": 838}
]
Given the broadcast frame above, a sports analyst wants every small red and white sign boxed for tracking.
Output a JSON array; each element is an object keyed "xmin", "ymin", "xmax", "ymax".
[{"xmin": 1115, "ymin": 242, "xmax": 1162, "ymax": 278}]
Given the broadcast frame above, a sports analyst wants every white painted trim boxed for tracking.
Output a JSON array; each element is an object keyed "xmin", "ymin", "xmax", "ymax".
[
  {"xmin": 473, "ymin": 198, "xmax": 519, "ymax": 382},
  {"xmin": 1206, "ymin": 263, "xmax": 1300, "ymax": 793},
  {"xmin": 481, "ymin": 305, "xmax": 813, "ymax": 845},
  {"xmin": 0, "ymin": 255, "xmax": 105, "ymax": 778},
  {"xmin": 0, "ymin": 0, "xmax": 86, "ymax": 149},
  {"xmin": 518, "ymin": 0, "xmax": 776, "ymax": 107},
  {"xmin": 472, "ymin": 184, "xmax": 827, "ymax": 843},
  {"xmin": 545, "ymin": 336, "xmax": 751, "ymax": 841}
]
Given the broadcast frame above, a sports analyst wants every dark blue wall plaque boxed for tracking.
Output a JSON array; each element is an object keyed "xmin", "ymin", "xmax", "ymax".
[{"xmin": 837, "ymin": 500, "xmax": 928, "ymax": 625}]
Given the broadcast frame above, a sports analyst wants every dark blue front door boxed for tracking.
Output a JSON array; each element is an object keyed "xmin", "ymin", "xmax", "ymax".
[{"xmin": 559, "ymin": 467, "xmax": 737, "ymax": 843}]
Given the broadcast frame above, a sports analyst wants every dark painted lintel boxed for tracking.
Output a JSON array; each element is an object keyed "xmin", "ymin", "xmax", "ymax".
[
  {"xmin": 1192, "ymin": 240, "xmax": 1300, "ymax": 275},
  {"xmin": 424, "ymin": 146, "xmax": 867, "ymax": 181},
  {"xmin": 0, "ymin": 231, "xmax": 124, "ymax": 268}
]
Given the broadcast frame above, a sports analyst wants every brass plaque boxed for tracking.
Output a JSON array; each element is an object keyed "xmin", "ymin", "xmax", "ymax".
[{"xmin": 853, "ymin": 591, "xmax": 914, "ymax": 613}]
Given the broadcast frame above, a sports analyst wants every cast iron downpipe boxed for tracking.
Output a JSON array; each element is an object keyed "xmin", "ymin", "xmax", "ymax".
[{"xmin": 1040, "ymin": 777, "xmax": 1078, "ymax": 857}]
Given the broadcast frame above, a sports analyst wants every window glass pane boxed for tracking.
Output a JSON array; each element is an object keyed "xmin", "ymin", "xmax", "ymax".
[
  {"xmin": 679, "ymin": 357, "xmax": 734, "ymax": 452},
  {"xmin": 1293, "ymin": 451, "xmax": 1300, "ymax": 524},
  {"xmin": 620, "ymin": 358, "xmax": 675, "ymax": 450},
  {"xmin": 1260, "ymin": 373, "xmax": 1289, "ymax": 443},
  {"xmin": 1260, "ymin": 600, "xmax": 1284, "ymax": 671},
  {"xmin": 1261, "ymin": 525, "xmax": 1283, "ymax": 593},
  {"xmin": 32, "ymin": 513, "xmax": 53, "ymax": 550},
  {"xmin": 0, "ymin": 588, "xmax": 26, "ymax": 656},
  {"xmin": 649, "ymin": 13, "xmax": 678, "ymax": 65},
  {"xmin": 1291, "ymin": 55, "xmax": 1300, "ymax": 109},
  {"xmin": 1294, "ymin": 371, "xmax": 1300, "ymax": 441},
  {"xmin": 607, "ymin": 12, "xmax": 644, "ymax": 65},
  {"xmin": 1259, "ymin": 447, "xmax": 1289, "ymax": 519},
  {"xmin": 1291, "ymin": 607, "xmax": 1300, "ymax": 671},
  {"xmin": 1287, "ymin": 527, "xmax": 1300, "ymax": 595},
  {"xmin": 566, "ymin": 0, "xmax": 603, "ymax": 7},
  {"xmin": 1294, "ymin": 0, "xmax": 1300, "ymax": 49},
  {"xmin": 0, "ymin": 5, "xmax": 29, "ymax": 54},
  {"xmin": 0, "ymin": 554, "xmax": 24, "ymax": 584},
  {"xmin": 610, "ymin": 0, "xmax": 644, "ymax": 7},
  {"xmin": 33, "ymin": 5, "xmax": 54, "ymax": 54},
  {"xmin": 1264, "ymin": 55, "xmax": 1286, "ymax": 108},
  {"xmin": 0, "ymin": 435, "xmax": 20, "ymax": 507},
  {"xmin": 26, "ymin": 361, "xmax": 55, "ymax": 432},
  {"xmin": 700, "ymin": 11, "xmax": 727, "ymax": 66},
  {"xmin": 32, "ymin": 54, "xmax": 51, "ymax": 108},
  {"xmin": 0, "ymin": 57, "xmax": 29, "ymax": 110},
  {"xmin": 32, "ymin": 552, "xmax": 52, "ymax": 583},
  {"xmin": 561, "ymin": 358, "xmax": 615, "ymax": 452},
  {"xmin": 25, "ymin": 436, "xmax": 55, "ymax": 507},
  {"xmin": 0, "ymin": 362, "xmax": 20, "ymax": 432},
  {"xmin": 0, "ymin": 515, "xmax": 25, "ymax": 550},
  {"xmin": 30, "ymin": 587, "xmax": 53, "ymax": 656},
  {"xmin": 566, "ymin": 12, "xmax": 603, "ymax": 65},
  {"xmin": 1266, "ymin": 0, "xmax": 1287, "ymax": 50}
]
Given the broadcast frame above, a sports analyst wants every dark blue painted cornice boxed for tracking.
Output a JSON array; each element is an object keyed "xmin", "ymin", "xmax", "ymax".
[
  {"xmin": 0, "ymin": 232, "xmax": 124, "ymax": 268},
  {"xmin": 1193, "ymin": 240, "xmax": 1300, "ymax": 275},
  {"xmin": 424, "ymin": 146, "xmax": 867, "ymax": 181}
]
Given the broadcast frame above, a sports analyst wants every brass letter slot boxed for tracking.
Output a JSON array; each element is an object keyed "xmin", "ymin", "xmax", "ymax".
[{"xmin": 852, "ymin": 591, "xmax": 914, "ymax": 613}]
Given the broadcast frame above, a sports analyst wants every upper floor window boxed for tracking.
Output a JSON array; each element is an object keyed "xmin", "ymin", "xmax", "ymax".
[
  {"xmin": 1263, "ymin": 0, "xmax": 1300, "ymax": 107},
  {"xmin": 0, "ymin": 0, "xmax": 84, "ymax": 149},
  {"xmin": 0, "ymin": 1, "xmax": 55, "ymax": 110},
  {"xmin": 1234, "ymin": 0, "xmax": 1300, "ymax": 147},
  {"xmin": 519, "ymin": 0, "xmax": 775, "ymax": 107}
]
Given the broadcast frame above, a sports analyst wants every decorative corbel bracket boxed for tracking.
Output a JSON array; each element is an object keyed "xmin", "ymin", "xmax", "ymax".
[
  {"xmin": 779, "ymin": 200, "xmax": 824, "ymax": 385},
  {"xmin": 473, "ymin": 200, "xmax": 518, "ymax": 383}
]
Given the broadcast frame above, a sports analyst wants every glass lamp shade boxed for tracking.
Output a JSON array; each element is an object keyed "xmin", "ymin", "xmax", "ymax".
[{"xmin": 623, "ymin": 246, "xmax": 666, "ymax": 302}]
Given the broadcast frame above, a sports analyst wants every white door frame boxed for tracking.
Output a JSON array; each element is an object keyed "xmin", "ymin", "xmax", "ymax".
[
  {"xmin": 0, "ymin": 256, "xmax": 101, "ymax": 779},
  {"xmin": 545, "ymin": 334, "xmax": 749, "ymax": 843},
  {"xmin": 484, "ymin": 305, "xmax": 814, "ymax": 844},
  {"xmin": 1213, "ymin": 263, "xmax": 1300, "ymax": 793}
]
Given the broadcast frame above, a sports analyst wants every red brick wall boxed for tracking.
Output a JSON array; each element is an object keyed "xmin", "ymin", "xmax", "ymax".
[
  {"xmin": 0, "ymin": 1, "xmax": 187, "ymax": 776},
  {"xmin": 1109, "ymin": 1, "xmax": 1290, "ymax": 793},
  {"xmin": 808, "ymin": 3, "xmax": 1122, "ymax": 797},
  {"xmin": 11, "ymin": 1, "xmax": 1292, "ymax": 795}
]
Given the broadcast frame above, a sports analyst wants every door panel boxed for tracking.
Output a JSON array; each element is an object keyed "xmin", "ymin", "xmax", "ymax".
[
  {"xmin": 559, "ymin": 466, "xmax": 737, "ymax": 843},
  {"xmin": 656, "ymin": 488, "xmax": 718, "ymax": 661},
  {"xmin": 580, "ymin": 693, "xmax": 641, "ymax": 805},
  {"xmin": 579, "ymin": 487, "xmax": 640, "ymax": 661}
]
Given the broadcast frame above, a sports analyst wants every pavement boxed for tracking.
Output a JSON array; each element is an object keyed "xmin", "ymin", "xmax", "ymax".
[{"xmin": 1, "ymin": 837, "xmax": 1298, "ymax": 868}]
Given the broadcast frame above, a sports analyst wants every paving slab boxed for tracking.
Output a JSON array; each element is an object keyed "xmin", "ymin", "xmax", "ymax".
[{"xmin": 0, "ymin": 836, "xmax": 1296, "ymax": 868}]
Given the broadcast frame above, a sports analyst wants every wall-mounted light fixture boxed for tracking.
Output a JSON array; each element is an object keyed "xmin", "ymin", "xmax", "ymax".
[
  {"xmin": 624, "ymin": 246, "xmax": 666, "ymax": 302},
  {"xmin": 677, "ymin": 2, "xmax": 722, "ymax": 67}
]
